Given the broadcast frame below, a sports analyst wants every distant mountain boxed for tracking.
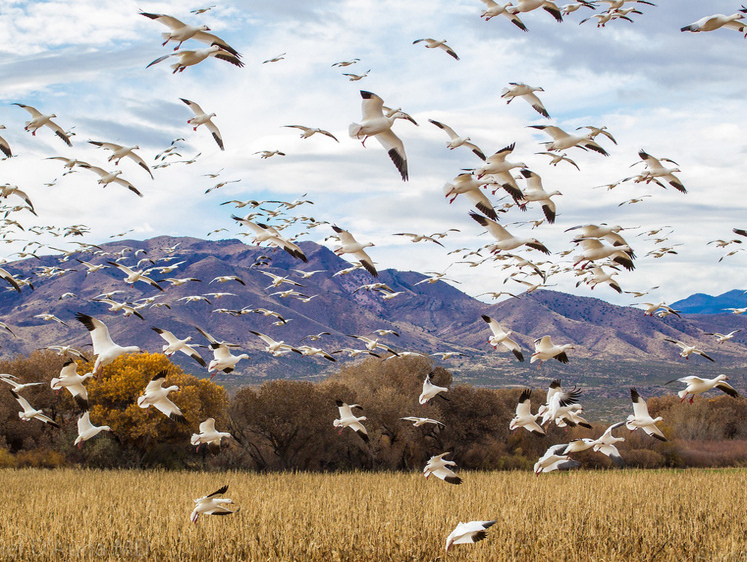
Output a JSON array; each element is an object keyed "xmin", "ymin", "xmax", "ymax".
[
  {"xmin": 671, "ymin": 290, "xmax": 747, "ymax": 315},
  {"xmin": 0, "ymin": 235, "xmax": 746, "ymax": 400}
]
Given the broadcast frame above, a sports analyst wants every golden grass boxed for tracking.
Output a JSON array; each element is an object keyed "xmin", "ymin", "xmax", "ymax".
[{"xmin": 1, "ymin": 468, "xmax": 746, "ymax": 561}]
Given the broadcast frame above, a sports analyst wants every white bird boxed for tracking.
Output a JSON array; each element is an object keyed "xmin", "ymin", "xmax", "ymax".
[
  {"xmin": 419, "ymin": 371, "xmax": 449, "ymax": 405},
  {"xmin": 333, "ymin": 400, "xmax": 369, "ymax": 442},
  {"xmin": 626, "ymin": 388, "xmax": 666, "ymax": 441},
  {"xmin": 140, "ymin": 12, "xmax": 241, "ymax": 56},
  {"xmin": 561, "ymin": 1, "xmax": 596, "ymax": 14},
  {"xmin": 146, "ymin": 45, "xmax": 243, "ymax": 73},
  {"xmin": 0, "ymin": 266, "xmax": 23, "ymax": 292},
  {"xmin": 0, "ymin": 374, "xmax": 44, "ymax": 392},
  {"xmin": 13, "ymin": 103, "xmax": 72, "ymax": 146},
  {"xmin": 297, "ymin": 345, "xmax": 337, "ymax": 362},
  {"xmin": 180, "ymin": 98, "xmax": 225, "ymax": 150},
  {"xmin": 74, "ymin": 411, "xmax": 111, "ymax": 447},
  {"xmin": 538, "ymin": 379, "xmax": 589, "ymax": 428},
  {"xmin": 137, "ymin": 371, "xmax": 187, "ymax": 423},
  {"xmin": 528, "ymin": 125, "xmax": 609, "ymax": 155},
  {"xmin": 259, "ymin": 270, "xmax": 303, "ymax": 289},
  {"xmin": 470, "ymin": 212, "xmax": 551, "ymax": 254},
  {"xmin": 631, "ymin": 150, "xmax": 686, "ymax": 193},
  {"xmin": 107, "ymin": 261, "xmax": 163, "ymax": 290},
  {"xmin": 501, "ymin": 83, "xmax": 550, "ymax": 118},
  {"xmin": 508, "ymin": 0, "xmax": 564, "ymax": 22},
  {"xmin": 481, "ymin": 315, "xmax": 524, "ymax": 361},
  {"xmin": 478, "ymin": 0, "xmax": 528, "ymax": 30},
  {"xmin": 663, "ymin": 339, "xmax": 715, "ymax": 362},
  {"xmin": 533, "ymin": 443, "xmax": 579, "ymax": 475},
  {"xmin": 249, "ymin": 331, "xmax": 301, "ymax": 357},
  {"xmin": 412, "ymin": 38, "xmax": 460, "ymax": 60},
  {"xmin": 443, "ymin": 173, "xmax": 499, "ymax": 220},
  {"xmin": 509, "ymin": 389, "xmax": 544, "ymax": 436},
  {"xmin": 191, "ymin": 418, "xmax": 232, "ymax": 449},
  {"xmin": 347, "ymin": 335, "xmax": 398, "ymax": 357},
  {"xmin": 401, "ymin": 416, "xmax": 444, "ymax": 428},
  {"xmin": 75, "ymin": 313, "xmax": 141, "ymax": 374},
  {"xmin": 705, "ymin": 330, "xmax": 742, "ymax": 344},
  {"xmin": 423, "ymin": 452, "xmax": 462, "ymax": 484},
  {"xmin": 349, "ymin": 90, "xmax": 408, "ymax": 181},
  {"xmin": 0, "ymin": 125, "xmax": 12, "ymax": 158},
  {"xmin": 428, "ymin": 119, "xmax": 485, "ymax": 160},
  {"xmin": 573, "ymin": 239, "xmax": 634, "ymax": 271},
  {"xmin": 9, "ymin": 389, "xmax": 60, "ymax": 427},
  {"xmin": 190, "ymin": 485, "xmax": 239, "ymax": 524},
  {"xmin": 50, "ymin": 359, "xmax": 94, "ymax": 408},
  {"xmin": 331, "ymin": 225, "xmax": 378, "ymax": 277},
  {"xmin": 79, "ymin": 165, "xmax": 143, "ymax": 197},
  {"xmin": 531, "ymin": 336, "xmax": 574, "ymax": 365},
  {"xmin": 445, "ymin": 520, "xmax": 496, "ymax": 552},
  {"xmin": 87, "ymin": 141, "xmax": 153, "ymax": 179},
  {"xmin": 231, "ymin": 216, "xmax": 308, "ymax": 261},
  {"xmin": 517, "ymin": 169, "xmax": 561, "ymax": 223},
  {"xmin": 666, "ymin": 375, "xmax": 739, "ymax": 403},
  {"xmin": 591, "ymin": 421, "xmax": 626, "ymax": 467},
  {"xmin": 283, "ymin": 125, "xmax": 339, "ymax": 142},
  {"xmin": 196, "ymin": 327, "xmax": 249, "ymax": 376},
  {"xmin": 681, "ymin": 10, "xmax": 747, "ymax": 34},
  {"xmin": 535, "ymin": 151, "xmax": 580, "ymax": 170},
  {"xmin": 152, "ymin": 327, "xmax": 207, "ymax": 367}
]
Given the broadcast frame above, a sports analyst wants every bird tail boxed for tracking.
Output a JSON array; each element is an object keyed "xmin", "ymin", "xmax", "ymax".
[
  {"xmin": 161, "ymin": 32, "xmax": 172, "ymax": 41},
  {"xmin": 348, "ymin": 123, "xmax": 363, "ymax": 139},
  {"xmin": 677, "ymin": 389, "xmax": 687, "ymax": 399}
]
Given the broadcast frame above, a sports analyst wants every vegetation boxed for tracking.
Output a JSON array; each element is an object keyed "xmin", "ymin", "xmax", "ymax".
[
  {"xmin": 2, "ymin": 351, "xmax": 747, "ymax": 470},
  {"xmin": 1, "ymin": 468, "xmax": 746, "ymax": 561}
]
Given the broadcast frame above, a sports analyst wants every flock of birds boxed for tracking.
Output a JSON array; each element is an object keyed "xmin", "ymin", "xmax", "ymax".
[{"xmin": 1, "ymin": 0, "xmax": 746, "ymax": 551}]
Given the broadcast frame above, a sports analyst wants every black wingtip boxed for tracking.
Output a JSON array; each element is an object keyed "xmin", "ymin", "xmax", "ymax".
[
  {"xmin": 360, "ymin": 90, "xmax": 373, "ymax": 99},
  {"xmin": 444, "ymin": 476, "xmax": 462, "ymax": 485}
]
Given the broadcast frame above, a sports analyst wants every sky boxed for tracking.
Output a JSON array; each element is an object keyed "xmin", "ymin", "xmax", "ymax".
[{"xmin": 0, "ymin": 0, "xmax": 745, "ymax": 308}]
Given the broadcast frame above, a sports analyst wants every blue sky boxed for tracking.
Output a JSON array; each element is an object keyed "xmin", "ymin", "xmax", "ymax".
[{"xmin": 0, "ymin": 0, "xmax": 745, "ymax": 307}]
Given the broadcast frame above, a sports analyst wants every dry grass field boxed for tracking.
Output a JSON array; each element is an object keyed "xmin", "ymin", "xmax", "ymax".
[{"xmin": 1, "ymin": 468, "xmax": 746, "ymax": 561}]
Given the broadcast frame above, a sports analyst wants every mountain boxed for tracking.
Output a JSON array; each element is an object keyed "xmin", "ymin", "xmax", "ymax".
[
  {"xmin": 671, "ymin": 290, "xmax": 747, "ymax": 315},
  {"xmin": 0, "ymin": 235, "xmax": 745, "ymax": 401}
]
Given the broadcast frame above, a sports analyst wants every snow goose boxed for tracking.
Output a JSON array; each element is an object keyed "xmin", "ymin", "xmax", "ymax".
[
  {"xmin": 573, "ymin": 239, "xmax": 634, "ymax": 271},
  {"xmin": 534, "ymin": 443, "xmax": 579, "ymax": 475},
  {"xmin": 423, "ymin": 452, "xmax": 461, "ymax": 484},
  {"xmin": 470, "ymin": 212, "xmax": 550, "ymax": 254},
  {"xmin": 262, "ymin": 52, "xmax": 286, "ymax": 63},
  {"xmin": 517, "ymin": 169, "xmax": 561, "ymax": 223},
  {"xmin": 401, "ymin": 416, "xmax": 444, "ymax": 427},
  {"xmin": 591, "ymin": 421, "xmax": 626, "ymax": 466},
  {"xmin": 412, "ymin": 38, "xmax": 460, "ymax": 60},
  {"xmin": 577, "ymin": 265, "xmax": 622, "ymax": 293},
  {"xmin": 107, "ymin": 262, "xmax": 163, "ymax": 290},
  {"xmin": 249, "ymin": 331, "xmax": 301, "ymax": 357},
  {"xmin": 254, "ymin": 150, "xmax": 285, "ymax": 159},
  {"xmin": 535, "ymin": 151, "xmax": 580, "ymax": 170},
  {"xmin": 259, "ymin": 270, "xmax": 303, "ymax": 288},
  {"xmin": 297, "ymin": 345, "xmax": 337, "ymax": 361},
  {"xmin": 74, "ymin": 411, "xmax": 111, "ymax": 447},
  {"xmin": 96, "ymin": 297, "xmax": 144, "ymax": 319},
  {"xmin": 191, "ymin": 418, "xmax": 232, "ymax": 449},
  {"xmin": 283, "ymin": 125, "xmax": 339, "ymax": 142},
  {"xmin": 152, "ymin": 327, "xmax": 206, "ymax": 367},
  {"xmin": 140, "ymin": 12, "xmax": 241, "ymax": 56},
  {"xmin": 538, "ymin": 379, "xmax": 586, "ymax": 426},
  {"xmin": 75, "ymin": 313, "xmax": 140, "ymax": 374},
  {"xmin": 561, "ymin": 1, "xmax": 595, "ymax": 14},
  {"xmin": 0, "ymin": 374, "xmax": 44, "ymax": 392},
  {"xmin": 137, "ymin": 371, "xmax": 187, "ymax": 423},
  {"xmin": 12, "ymin": 103, "xmax": 72, "ymax": 146},
  {"xmin": 663, "ymin": 339, "xmax": 714, "ymax": 362},
  {"xmin": 190, "ymin": 485, "xmax": 239, "ymax": 523},
  {"xmin": 428, "ymin": 119, "xmax": 485, "ymax": 159},
  {"xmin": 501, "ymin": 83, "xmax": 549, "ymax": 118},
  {"xmin": 666, "ymin": 375, "xmax": 739, "ymax": 402},
  {"xmin": 332, "ymin": 58, "xmax": 360, "ymax": 67},
  {"xmin": 443, "ymin": 173, "xmax": 498, "ymax": 220},
  {"xmin": 347, "ymin": 335, "xmax": 398, "ymax": 357},
  {"xmin": 231, "ymin": 216, "xmax": 308, "ymax": 261},
  {"xmin": 509, "ymin": 389, "xmax": 544, "ymax": 435},
  {"xmin": 479, "ymin": 0, "xmax": 528, "ymax": 30},
  {"xmin": 531, "ymin": 336, "xmax": 574, "ymax": 365},
  {"xmin": 196, "ymin": 327, "xmax": 249, "ymax": 376},
  {"xmin": 333, "ymin": 400, "xmax": 369, "ymax": 442},
  {"xmin": 681, "ymin": 10, "xmax": 747, "ymax": 34},
  {"xmin": 0, "ymin": 266, "xmax": 23, "ymax": 292},
  {"xmin": 578, "ymin": 125, "xmax": 618, "ymax": 145},
  {"xmin": 342, "ymin": 70, "xmax": 370, "ymax": 81},
  {"xmin": 632, "ymin": 150, "xmax": 686, "ymax": 193},
  {"xmin": 349, "ymin": 90, "xmax": 408, "ymax": 181},
  {"xmin": 475, "ymin": 142, "xmax": 525, "ymax": 184},
  {"xmin": 79, "ymin": 165, "xmax": 143, "ymax": 197},
  {"xmin": 0, "ymin": 184, "xmax": 36, "ymax": 214},
  {"xmin": 445, "ymin": 520, "xmax": 496, "ymax": 552},
  {"xmin": 331, "ymin": 225, "xmax": 378, "ymax": 276},
  {"xmin": 481, "ymin": 315, "xmax": 524, "ymax": 361},
  {"xmin": 705, "ymin": 330, "xmax": 742, "ymax": 344},
  {"xmin": 508, "ymin": 0, "xmax": 563, "ymax": 22},
  {"xmin": 9, "ymin": 389, "xmax": 59, "ymax": 427},
  {"xmin": 50, "ymin": 359, "xmax": 93, "ymax": 408},
  {"xmin": 180, "ymin": 98, "xmax": 224, "ymax": 150},
  {"xmin": 147, "ymin": 45, "xmax": 243, "ymax": 73},
  {"xmin": 626, "ymin": 388, "xmax": 666, "ymax": 440},
  {"xmin": 419, "ymin": 371, "xmax": 449, "ymax": 405},
  {"xmin": 0, "ymin": 125, "xmax": 11, "ymax": 158},
  {"xmin": 87, "ymin": 141, "xmax": 153, "ymax": 178},
  {"xmin": 528, "ymin": 125, "xmax": 608, "ymax": 155}
]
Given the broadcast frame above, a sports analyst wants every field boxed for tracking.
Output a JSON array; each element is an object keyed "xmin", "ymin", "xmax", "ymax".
[{"xmin": 2, "ymin": 468, "xmax": 747, "ymax": 561}]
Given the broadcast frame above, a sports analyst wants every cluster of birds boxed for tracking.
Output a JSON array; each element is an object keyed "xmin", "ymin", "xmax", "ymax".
[{"xmin": 1, "ymin": 1, "xmax": 747, "ymax": 551}]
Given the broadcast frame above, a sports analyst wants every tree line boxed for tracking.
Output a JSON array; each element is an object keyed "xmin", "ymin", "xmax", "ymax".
[{"xmin": 1, "ymin": 351, "xmax": 746, "ymax": 470}]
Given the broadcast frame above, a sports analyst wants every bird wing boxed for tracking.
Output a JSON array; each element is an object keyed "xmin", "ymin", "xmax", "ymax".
[
  {"xmin": 352, "ymin": 250, "xmax": 378, "ymax": 277},
  {"xmin": 360, "ymin": 90, "xmax": 385, "ymax": 120},
  {"xmin": 78, "ymin": 411, "xmax": 94, "ymax": 433},
  {"xmin": 463, "ymin": 189, "xmax": 497, "ymax": 221},
  {"xmin": 428, "ymin": 119, "xmax": 459, "ymax": 140},
  {"xmin": 516, "ymin": 389, "xmax": 533, "ymax": 416},
  {"xmin": 192, "ymin": 32, "xmax": 241, "ymax": 58},
  {"xmin": 112, "ymin": 176, "xmax": 144, "ymax": 197},
  {"xmin": 180, "ymin": 98, "xmax": 206, "ymax": 116},
  {"xmin": 716, "ymin": 382, "xmax": 739, "ymax": 398},
  {"xmin": 485, "ymin": 143, "xmax": 515, "ymax": 163},
  {"xmin": 140, "ymin": 12, "xmax": 187, "ymax": 29},
  {"xmin": 89, "ymin": 141, "xmax": 122, "ymax": 151},
  {"xmin": 82, "ymin": 165, "xmax": 109, "ymax": 178},
  {"xmin": 13, "ymin": 103, "xmax": 44, "ymax": 118},
  {"xmin": 153, "ymin": 396, "xmax": 184, "ymax": 420},
  {"xmin": 374, "ymin": 129, "xmax": 408, "ymax": 181},
  {"xmin": 199, "ymin": 418, "xmax": 216, "ymax": 433},
  {"xmin": 75, "ymin": 313, "xmax": 115, "ymax": 355},
  {"xmin": 462, "ymin": 141, "xmax": 486, "ymax": 160},
  {"xmin": 125, "ymin": 151, "xmax": 154, "ymax": 179},
  {"xmin": 522, "ymin": 92, "xmax": 549, "ymax": 118},
  {"xmin": 470, "ymin": 212, "xmax": 510, "ymax": 241},
  {"xmin": 630, "ymin": 388, "xmax": 650, "ymax": 418},
  {"xmin": 205, "ymin": 120, "xmax": 225, "ymax": 150}
]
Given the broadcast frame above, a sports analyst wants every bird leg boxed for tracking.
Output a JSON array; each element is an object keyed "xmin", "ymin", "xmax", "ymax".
[{"xmin": 689, "ymin": 396, "xmax": 694, "ymax": 404}]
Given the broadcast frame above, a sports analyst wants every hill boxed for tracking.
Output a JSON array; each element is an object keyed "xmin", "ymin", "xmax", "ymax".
[{"xmin": 671, "ymin": 290, "xmax": 747, "ymax": 315}]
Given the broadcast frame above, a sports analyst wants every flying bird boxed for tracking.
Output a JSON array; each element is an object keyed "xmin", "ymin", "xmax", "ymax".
[
  {"xmin": 428, "ymin": 119, "xmax": 485, "ymax": 159},
  {"xmin": 481, "ymin": 315, "xmax": 524, "ymax": 361},
  {"xmin": 137, "ymin": 371, "xmax": 187, "ymax": 423},
  {"xmin": 501, "ymin": 83, "xmax": 550, "ymax": 118},
  {"xmin": 13, "ymin": 103, "xmax": 72, "ymax": 146},
  {"xmin": 445, "ymin": 520, "xmax": 496, "ymax": 552},
  {"xmin": 283, "ymin": 125, "xmax": 339, "ymax": 142},
  {"xmin": 147, "ymin": 45, "xmax": 243, "ymax": 73},
  {"xmin": 331, "ymin": 225, "xmax": 378, "ymax": 276},
  {"xmin": 333, "ymin": 400, "xmax": 369, "ymax": 442},
  {"xmin": 140, "ymin": 12, "xmax": 241, "ymax": 56},
  {"xmin": 180, "ymin": 98, "xmax": 225, "ymax": 150},
  {"xmin": 74, "ymin": 411, "xmax": 112, "ymax": 447},
  {"xmin": 412, "ymin": 38, "xmax": 460, "ymax": 60},
  {"xmin": 75, "ymin": 313, "xmax": 141, "ymax": 374},
  {"xmin": 87, "ymin": 142, "xmax": 153, "ymax": 179},
  {"xmin": 10, "ymin": 389, "xmax": 60, "ymax": 428},
  {"xmin": 626, "ymin": 388, "xmax": 666, "ymax": 441},
  {"xmin": 191, "ymin": 418, "xmax": 232, "ymax": 449},
  {"xmin": 190, "ymin": 485, "xmax": 239, "ymax": 523}
]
